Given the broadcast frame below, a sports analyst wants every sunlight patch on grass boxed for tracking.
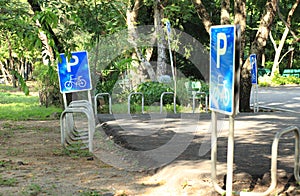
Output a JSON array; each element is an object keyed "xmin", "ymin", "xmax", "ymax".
[{"xmin": 0, "ymin": 85, "xmax": 62, "ymax": 120}]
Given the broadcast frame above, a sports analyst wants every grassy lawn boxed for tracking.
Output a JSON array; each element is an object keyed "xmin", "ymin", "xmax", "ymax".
[{"xmin": 0, "ymin": 84, "xmax": 62, "ymax": 120}]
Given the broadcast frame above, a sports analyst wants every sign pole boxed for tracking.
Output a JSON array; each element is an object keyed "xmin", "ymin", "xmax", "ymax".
[
  {"xmin": 165, "ymin": 21, "xmax": 176, "ymax": 114},
  {"xmin": 87, "ymin": 90, "xmax": 92, "ymax": 106},
  {"xmin": 209, "ymin": 25, "xmax": 240, "ymax": 196},
  {"xmin": 255, "ymin": 84, "xmax": 259, "ymax": 112},
  {"xmin": 211, "ymin": 111, "xmax": 226, "ymax": 195},
  {"xmin": 226, "ymin": 115, "xmax": 235, "ymax": 196},
  {"xmin": 63, "ymin": 93, "xmax": 68, "ymax": 109}
]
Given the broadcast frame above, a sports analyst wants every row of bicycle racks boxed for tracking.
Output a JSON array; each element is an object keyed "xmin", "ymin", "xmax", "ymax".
[
  {"xmin": 60, "ymin": 99, "xmax": 95, "ymax": 152},
  {"xmin": 60, "ymin": 91, "xmax": 208, "ymax": 153}
]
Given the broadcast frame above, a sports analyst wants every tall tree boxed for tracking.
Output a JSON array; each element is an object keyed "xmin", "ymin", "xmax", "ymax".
[{"xmin": 270, "ymin": 0, "xmax": 300, "ymax": 75}]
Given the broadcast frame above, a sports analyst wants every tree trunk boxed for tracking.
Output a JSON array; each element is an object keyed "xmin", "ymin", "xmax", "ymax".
[
  {"xmin": 126, "ymin": 0, "xmax": 156, "ymax": 87},
  {"xmin": 221, "ymin": 0, "xmax": 231, "ymax": 25},
  {"xmin": 234, "ymin": 0, "xmax": 246, "ymax": 112},
  {"xmin": 270, "ymin": 0, "xmax": 300, "ymax": 75},
  {"xmin": 154, "ymin": 1, "xmax": 167, "ymax": 80},
  {"xmin": 192, "ymin": 0, "xmax": 213, "ymax": 33},
  {"xmin": 287, "ymin": 49, "xmax": 294, "ymax": 68},
  {"xmin": 234, "ymin": 0, "xmax": 246, "ymax": 65},
  {"xmin": 0, "ymin": 61, "xmax": 10, "ymax": 84},
  {"xmin": 270, "ymin": 28, "xmax": 289, "ymax": 75},
  {"xmin": 5, "ymin": 34, "xmax": 17, "ymax": 88},
  {"xmin": 239, "ymin": 0, "xmax": 277, "ymax": 112}
]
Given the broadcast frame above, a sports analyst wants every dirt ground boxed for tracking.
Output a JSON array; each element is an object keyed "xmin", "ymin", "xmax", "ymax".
[{"xmin": 1, "ymin": 115, "xmax": 300, "ymax": 196}]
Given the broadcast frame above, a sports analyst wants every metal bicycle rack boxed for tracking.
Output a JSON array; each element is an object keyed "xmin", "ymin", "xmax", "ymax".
[
  {"xmin": 94, "ymin": 93, "xmax": 112, "ymax": 115},
  {"xmin": 60, "ymin": 100, "xmax": 95, "ymax": 152},
  {"xmin": 240, "ymin": 126, "xmax": 300, "ymax": 196},
  {"xmin": 160, "ymin": 92, "xmax": 176, "ymax": 113},
  {"xmin": 192, "ymin": 92, "xmax": 208, "ymax": 113},
  {"xmin": 128, "ymin": 92, "xmax": 144, "ymax": 114},
  {"xmin": 212, "ymin": 125, "xmax": 300, "ymax": 196}
]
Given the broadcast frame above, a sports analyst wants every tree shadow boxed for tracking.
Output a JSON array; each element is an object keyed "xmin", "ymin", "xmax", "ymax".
[{"xmin": 97, "ymin": 112, "xmax": 300, "ymax": 193}]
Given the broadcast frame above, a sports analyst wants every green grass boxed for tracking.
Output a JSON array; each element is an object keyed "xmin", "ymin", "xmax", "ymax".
[
  {"xmin": 0, "ymin": 84, "xmax": 62, "ymax": 120},
  {"xmin": 0, "ymin": 175, "xmax": 18, "ymax": 186}
]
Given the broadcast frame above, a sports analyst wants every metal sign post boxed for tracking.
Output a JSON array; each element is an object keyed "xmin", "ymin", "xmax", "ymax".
[
  {"xmin": 165, "ymin": 21, "xmax": 176, "ymax": 113},
  {"xmin": 250, "ymin": 54, "xmax": 259, "ymax": 112},
  {"xmin": 210, "ymin": 25, "xmax": 240, "ymax": 196},
  {"xmin": 57, "ymin": 51, "xmax": 95, "ymax": 152}
]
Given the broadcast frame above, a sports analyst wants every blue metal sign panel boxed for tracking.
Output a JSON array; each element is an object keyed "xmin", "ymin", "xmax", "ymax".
[
  {"xmin": 209, "ymin": 25, "xmax": 236, "ymax": 115},
  {"xmin": 250, "ymin": 54, "xmax": 257, "ymax": 84},
  {"xmin": 57, "ymin": 51, "xmax": 92, "ymax": 93},
  {"xmin": 166, "ymin": 21, "xmax": 171, "ymax": 34}
]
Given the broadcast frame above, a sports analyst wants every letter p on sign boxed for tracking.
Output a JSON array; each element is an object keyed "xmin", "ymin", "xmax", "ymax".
[
  {"xmin": 217, "ymin": 33, "xmax": 227, "ymax": 68},
  {"xmin": 67, "ymin": 55, "xmax": 79, "ymax": 72}
]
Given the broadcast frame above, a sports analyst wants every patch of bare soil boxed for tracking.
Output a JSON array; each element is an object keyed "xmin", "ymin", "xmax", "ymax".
[
  {"xmin": 0, "ymin": 120, "xmax": 147, "ymax": 196},
  {"xmin": 1, "ymin": 119, "xmax": 300, "ymax": 196}
]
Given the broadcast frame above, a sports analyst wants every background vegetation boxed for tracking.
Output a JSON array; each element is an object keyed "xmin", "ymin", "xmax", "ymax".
[{"xmin": 0, "ymin": 0, "xmax": 300, "ymax": 112}]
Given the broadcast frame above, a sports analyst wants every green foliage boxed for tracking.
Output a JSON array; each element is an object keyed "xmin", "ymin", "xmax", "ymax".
[
  {"xmin": 136, "ymin": 81, "xmax": 174, "ymax": 105},
  {"xmin": 272, "ymin": 72, "xmax": 300, "ymax": 85},
  {"xmin": 11, "ymin": 70, "xmax": 29, "ymax": 95},
  {"xmin": 165, "ymin": 104, "xmax": 181, "ymax": 113},
  {"xmin": 258, "ymin": 75, "xmax": 272, "ymax": 87},
  {"xmin": 1, "ymin": 0, "xmax": 299, "ymax": 108},
  {"xmin": 200, "ymin": 81, "xmax": 209, "ymax": 94},
  {"xmin": 95, "ymin": 58, "xmax": 133, "ymax": 97},
  {"xmin": 176, "ymin": 78, "xmax": 208, "ymax": 106},
  {"xmin": 258, "ymin": 72, "xmax": 300, "ymax": 86},
  {"xmin": 33, "ymin": 62, "xmax": 58, "ymax": 85},
  {"xmin": 33, "ymin": 62, "xmax": 61, "ymax": 107}
]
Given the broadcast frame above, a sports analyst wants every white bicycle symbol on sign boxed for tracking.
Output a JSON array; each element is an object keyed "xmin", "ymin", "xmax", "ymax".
[
  {"xmin": 212, "ymin": 75, "xmax": 230, "ymax": 106},
  {"xmin": 64, "ymin": 75, "xmax": 87, "ymax": 90}
]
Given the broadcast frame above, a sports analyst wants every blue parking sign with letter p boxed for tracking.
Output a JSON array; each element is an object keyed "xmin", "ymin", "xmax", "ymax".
[
  {"xmin": 209, "ymin": 25, "xmax": 237, "ymax": 115},
  {"xmin": 57, "ymin": 51, "xmax": 92, "ymax": 93},
  {"xmin": 250, "ymin": 54, "xmax": 257, "ymax": 84}
]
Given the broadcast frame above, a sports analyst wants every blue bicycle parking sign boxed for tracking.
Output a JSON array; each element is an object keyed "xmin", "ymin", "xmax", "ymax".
[
  {"xmin": 166, "ymin": 21, "xmax": 171, "ymax": 34},
  {"xmin": 250, "ymin": 54, "xmax": 257, "ymax": 84},
  {"xmin": 209, "ymin": 25, "xmax": 236, "ymax": 115},
  {"xmin": 57, "ymin": 51, "xmax": 92, "ymax": 93}
]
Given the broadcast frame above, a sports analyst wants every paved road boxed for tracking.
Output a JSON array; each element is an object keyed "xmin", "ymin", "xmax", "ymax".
[{"xmin": 252, "ymin": 85, "xmax": 300, "ymax": 113}]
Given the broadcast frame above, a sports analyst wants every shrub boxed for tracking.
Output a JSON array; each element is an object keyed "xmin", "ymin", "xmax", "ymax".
[
  {"xmin": 258, "ymin": 71, "xmax": 300, "ymax": 86},
  {"xmin": 135, "ymin": 81, "xmax": 174, "ymax": 105},
  {"xmin": 258, "ymin": 75, "xmax": 272, "ymax": 87}
]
